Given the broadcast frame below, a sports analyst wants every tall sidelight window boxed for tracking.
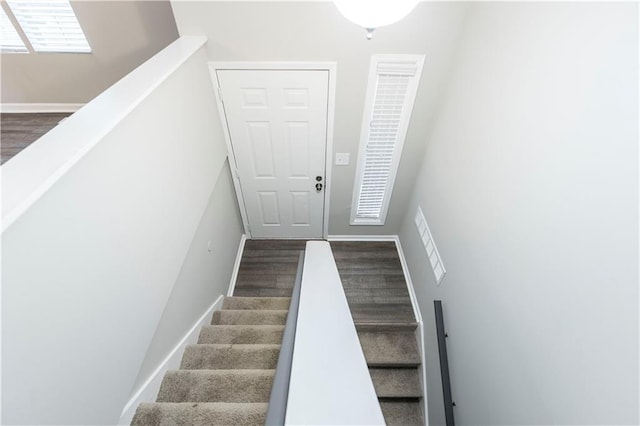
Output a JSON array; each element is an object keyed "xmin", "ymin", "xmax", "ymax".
[
  {"xmin": 350, "ymin": 54, "xmax": 425, "ymax": 225},
  {"xmin": 6, "ymin": 0, "xmax": 91, "ymax": 53}
]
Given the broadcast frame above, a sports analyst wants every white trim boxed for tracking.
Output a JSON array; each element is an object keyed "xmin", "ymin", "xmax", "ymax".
[
  {"xmin": 393, "ymin": 236, "xmax": 422, "ymax": 324},
  {"xmin": 208, "ymin": 61, "xmax": 337, "ymax": 240},
  {"xmin": 350, "ymin": 54, "xmax": 425, "ymax": 226},
  {"xmin": 395, "ymin": 236, "xmax": 428, "ymax": 425},
  {"xmin": 0, "ymin": 103, "xmax": 85, "ymax": 113},
  {"xmin": 227, "ymin": 234, "xmax": 247, "ymax": 297},
  {"xmin": 209, "ymin": 67, "xmax": 252, "ymax": 238},
  {"xmin": 326, "ymin": 234, "xmax": 398, "ymax": 242},
  {"xmin": 209, "ymin": 61, "xmax": 336, "ymax": 71},
  {"xmin": 416, "ymin": 321, "xmax": 429, "ymax": 426},
  {"xmin": 323, "ymin": 64, "xmax": 337, "ymax": 239},
  {"xmin": 118, "ymin": 294, "xmax": 224, "ymax": 425}
]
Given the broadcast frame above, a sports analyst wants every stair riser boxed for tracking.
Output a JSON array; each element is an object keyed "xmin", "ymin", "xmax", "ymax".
[
  {"xmin": 369, "ymin": 368, "xmax": 422, "ymax": 398},
  {"xmin": 212, "ymin": 310, "xmax": 287, "ymax": 325},
  {"xmin": 358, "ymin": 331, "xmax": 421, "ymax": 366},
  {"xmin": 157, "ymin": 372, "xmax": 275, "ymax": 403},
  {"xmin": 198, "ymin": 326, "xmax": 284, "ymax": 344},
  {"xmin": 181, "ymin": 345, "xmax": 280, "ymax": 370},
  {"xmin": 223, "ymin": 297, "xmax": 291, "ymax": 310}
]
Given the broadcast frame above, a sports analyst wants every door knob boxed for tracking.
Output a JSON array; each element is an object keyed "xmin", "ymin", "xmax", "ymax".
[{"xmin": 315, "ymin": 183, "xmax": 323, "ymax": 192}]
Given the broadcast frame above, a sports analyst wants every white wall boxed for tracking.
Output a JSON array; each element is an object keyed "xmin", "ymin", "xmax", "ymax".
[
  {"xmin": 399, "ymin": 2, "xmax": 638, "ymax": 425},
  {"xmin": 171, "ymin": 1, "xmax": 468, "ymax": 236},
  {"xmin": 1, "ymin": 38, "xmax": 241, "ymax": 425},
  {"xmin": 1, "ymin": 1, "xmax": 178, "ymax": 103}
]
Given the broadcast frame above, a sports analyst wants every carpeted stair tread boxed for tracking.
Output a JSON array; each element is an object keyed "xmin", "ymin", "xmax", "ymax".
[
  {"xmin": 358, "ymin": 331, "xmax": 420, "ymax": 367},
  {"xmin": 181, "ymin": 344, "xmax": 280, "ymax": 369},
  {"xmin": 131, "ymin": 402, "xmax": 267, "ymax": 426},
  {"xmin": 212, "ymin": 309, "xmax": 287, "ymax": 325},
  {"xmin": 198, "ymin": 325, "xmax": 284, "ymax": 344},
  {"xmin": 370, "ymin": 368, "xmax": 422, "ymax": 398},
  {"xmin": 223, "ymin": 297, "xmax": 291, "ymax": 311},
  {"xmin": 157, "ymin": 369, "xmax": 275, "ymax": 403},
  {"xmin": 379, "ymin": 400, "xmax": 424, "ymax": 426}
]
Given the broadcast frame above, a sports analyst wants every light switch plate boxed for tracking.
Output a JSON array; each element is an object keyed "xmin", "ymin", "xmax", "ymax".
[{"xmin": 335, "ymin": 153, "xmax": 350, "ymax": 165}]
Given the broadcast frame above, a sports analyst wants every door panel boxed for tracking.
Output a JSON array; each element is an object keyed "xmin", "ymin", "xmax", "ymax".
[{"xmin": 217, "ymin": 70, "xmax": 328, "ymax": 238}]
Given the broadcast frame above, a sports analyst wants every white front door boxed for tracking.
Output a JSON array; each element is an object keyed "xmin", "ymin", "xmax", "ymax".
[{"xmin": 216, "ymin": 70, "xmax": 329, "ymax": 238}]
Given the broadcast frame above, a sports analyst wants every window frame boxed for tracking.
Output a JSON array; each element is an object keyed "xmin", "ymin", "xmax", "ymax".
[
  {"xmin": 350, "ymin": 54, "xmax": 425, "ymax": 225},
  {"xmin": 3, "ymin": 0, "xmax": 91, "ymax": 54}
]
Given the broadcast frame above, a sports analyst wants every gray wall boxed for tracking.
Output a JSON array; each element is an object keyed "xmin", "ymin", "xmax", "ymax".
[
  {"xmin": 398, "ymin": 2, "xmax": 639, "ymax": 425},
  {"xmin": 131, "ymin": 160, "xmax": 243, "ymax": 394},
  {"xmin": 171, "ymin": 1, "xmax": 468, "ymax": 236},
  {"xmin": 1, "ymin": 1, "xmax": 179, "ymax": 103}
]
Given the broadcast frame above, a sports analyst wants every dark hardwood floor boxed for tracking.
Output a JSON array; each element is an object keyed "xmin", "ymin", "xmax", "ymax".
[
  {"xmin": 1, "ymin": 113, "xmax": 71, "ymax": 165},
  {"xmin": 233, "ymin": 240, "xmax": 416, "ymax": 324},
  {"xmin": 234, "ymin": 239, "xmax": 306, "ymax": 298}
]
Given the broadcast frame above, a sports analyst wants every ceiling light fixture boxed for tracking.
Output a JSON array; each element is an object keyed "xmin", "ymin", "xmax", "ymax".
[{"xmin": 333, "ymin": 0, "xmax": 419, "ymax": 40}]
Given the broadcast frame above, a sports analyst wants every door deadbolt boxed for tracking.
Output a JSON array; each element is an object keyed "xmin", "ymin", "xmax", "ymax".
[
  {"xmin": 316, "ymin": 176, "xmax": 323, "ymax": 182},
  {"xmin": 315, "ymin": 183, "xmax": 323, "ymax": 191}
]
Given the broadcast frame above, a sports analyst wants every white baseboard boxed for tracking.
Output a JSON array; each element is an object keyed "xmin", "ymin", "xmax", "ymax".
[
  {"xmin": 326, "ymin": 234, "xmax": 398, "ymax": 242},
  {"xmin": 393, "ymin": 236, "xmax": 423, "ymax": 324},
  {"xmin": 394, "ymin": 236, "xmax": 429, "ymax": 425},
  {"xmin": 415, "ymin": 321, "xmax": 429, "ymax": 426},
  {"xmin": 118, "ymin": 295, "xmax": 224, "ymax": 425},
  {"xmin": 0, "ymin": 103, "xmax": 85, "ymax": 113},
  {"xmin": 227, "ymin": 234, "xmax": 247, "ymax": 296}
]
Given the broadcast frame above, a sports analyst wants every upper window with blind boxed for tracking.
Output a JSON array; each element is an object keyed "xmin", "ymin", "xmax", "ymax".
[
  {"xmin": 0, "ymin": 7, "xmax": 27, "ymax": 52},
  {"xmin": 350, "ymin": 54, "xmax": 425, "ymax": 225},
  {"xmin": 2, "ymin": 0, "xmax": 90, "ymax": 53}
]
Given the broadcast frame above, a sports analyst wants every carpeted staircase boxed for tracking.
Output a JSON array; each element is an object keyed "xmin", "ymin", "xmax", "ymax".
[
  {"xmin": 131, "ymin": 297, "xmax": 289, "ymax": 426},
  {"xmin": 357, "ymin": 323, "xmax": 424, "ymax": 425},
  {"xmin": 132, "ymin": 295, "xmax": 423, "ymax": 425}
]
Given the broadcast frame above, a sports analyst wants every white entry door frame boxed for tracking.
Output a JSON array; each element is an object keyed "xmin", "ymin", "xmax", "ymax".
[{"xmin": 209, "ymin": 62, "xmax": 336, "ymax": 239}]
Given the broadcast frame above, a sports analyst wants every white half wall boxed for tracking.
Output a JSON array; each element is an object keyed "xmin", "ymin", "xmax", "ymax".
[
  {"xmin": 398, "ymin": 2, "xmax": 638, "ymax": 425},
  {"xmin": 1, "ymin": 37, "xmax": 238, "ymax": 425}
]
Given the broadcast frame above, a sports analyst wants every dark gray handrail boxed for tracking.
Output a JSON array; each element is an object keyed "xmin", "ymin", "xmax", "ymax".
[
  {"xmin": 265, "ymin": 251, "xmax": 304, "ymax": 426},
  {"xmin": 434, "ymin": 300, "xmax": 455, "ymax": 426}
]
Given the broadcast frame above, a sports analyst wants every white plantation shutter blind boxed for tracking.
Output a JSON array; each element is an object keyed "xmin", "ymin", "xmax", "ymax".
[
  {"xmin": 351, "ymin": 56, "xmax": 424, "ymax": 224},
  {"xmin": 7, "ymin": 0, "xmax": 90, "ymax": 53},
  {"xmin": 0, "ymin": 7, "xmax": 27, "ymax": 52}
]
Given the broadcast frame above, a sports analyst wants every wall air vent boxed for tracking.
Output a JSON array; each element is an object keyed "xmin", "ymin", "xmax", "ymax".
[{"xmin": 414, "ymin": 206, "xmax": 446, "ymax": 285}]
